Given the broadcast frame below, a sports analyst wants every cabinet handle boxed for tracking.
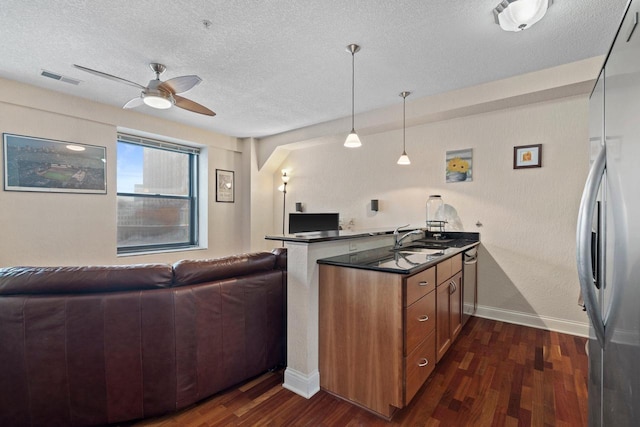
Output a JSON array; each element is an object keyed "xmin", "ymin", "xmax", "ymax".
[
  {"xmin": 418, "ymin": 358, "xmax": 429, "ymax": 367},
  {"xmin": 419, "ymin": 281, "xmax": 429, "ymax": 286},
  {"xmin": 418, "ymin": 315, "xmax": 429, "ymax": 322},
  {"xmin": 449, "ymin": 281, "xmax": 455, "ymax": 294}
]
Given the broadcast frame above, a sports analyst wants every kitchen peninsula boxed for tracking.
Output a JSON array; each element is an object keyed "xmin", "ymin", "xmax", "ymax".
[
  {"xmin": 266, "ymin": 228, "xmax": 479, "ymax": 412},
  {"xmin": 318, "ymin": 234, "xmax": 479, "ymax": 418},
  {"xmin": 266, "ymin": 227, "xmax": 405, "ymax": 398}
]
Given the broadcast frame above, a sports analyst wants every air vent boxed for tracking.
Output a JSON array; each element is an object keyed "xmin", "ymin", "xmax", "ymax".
[{"xmin": 40, "ymin": 69, "xmax": 80, "ymax": 85}]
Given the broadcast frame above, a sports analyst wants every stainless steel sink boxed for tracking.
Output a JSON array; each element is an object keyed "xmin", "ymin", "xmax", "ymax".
[
  {"xmin": 392, "ymin": 244, "xmax": 447, "ymax": 251},
  {"xmin": 400, "ymin": 247, "xmax": 445, "ymax": 255},
  {"xmin": 371, "ymin": 250, "xmax": 444, "ymax": 270},
  {"xmin": 416, "ymin": 238, "xmax": 454, "ymax": 244}
]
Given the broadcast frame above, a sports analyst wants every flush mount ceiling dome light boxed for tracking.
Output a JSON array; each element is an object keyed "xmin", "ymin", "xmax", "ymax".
[
  {"xmin": 344, "ymin": 44, "xmax": 362, "ymax": 148},
  {"xmin": 493, "ymin": 0, "xmax": 552, "ymax": 32}
]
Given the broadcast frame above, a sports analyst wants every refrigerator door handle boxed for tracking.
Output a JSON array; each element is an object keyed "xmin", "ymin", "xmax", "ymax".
[{"xmin": 577, "ymin": 146, "xmax": 606, "ymax": 347}]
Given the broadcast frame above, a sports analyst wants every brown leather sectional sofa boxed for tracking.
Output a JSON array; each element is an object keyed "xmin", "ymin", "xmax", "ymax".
[{"xmin": 0, "ymin": 249, "xmax": 287, "ymax": 427}]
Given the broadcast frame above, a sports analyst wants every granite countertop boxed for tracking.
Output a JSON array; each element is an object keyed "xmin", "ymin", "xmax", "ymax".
[
  {"xmin": 317, "ymin": 233, "xmax": 480, "ymax": 275},
  {"xmin": 265, "ymin": 226, "xmax": 413, "ymax": 243}
]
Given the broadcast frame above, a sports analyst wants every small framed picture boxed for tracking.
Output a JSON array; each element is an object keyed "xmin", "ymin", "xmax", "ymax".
[
  {"xmin": 514, "ymin": 144, "xmax": 542, "ymax": 169},
  {"xmin": 215, "ymin": 169, "xmax": 234, "ymax": 202},
  {"xmin": 445, "ymin": 148, "xmax": 473, "ymax": 183}
]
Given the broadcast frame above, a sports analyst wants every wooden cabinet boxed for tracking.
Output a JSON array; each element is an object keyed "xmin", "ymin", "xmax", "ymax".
[
  {"xmin": 319, "ymin": 264, "xmax": 436, "ymax": 419},
  {"xmin": 319, "ymin": 253, "xmax": 464, "ymax": 419},
  {"xmin": 435, "ymin": 255, "xmax": 463, "ymax": 362}
]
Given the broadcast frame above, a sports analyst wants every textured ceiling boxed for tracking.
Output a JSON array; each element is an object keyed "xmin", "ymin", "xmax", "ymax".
[{"xmin": 0, "ymin": 0, "xmax": 629, "ymax": 139}]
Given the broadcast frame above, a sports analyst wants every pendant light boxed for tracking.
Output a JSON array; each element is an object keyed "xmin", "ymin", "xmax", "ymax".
[
  {"xmin": 397, "ymin": 91, "xmax": 411, "ymax": 165},
  {"xmin": 344, "ymin": 44, "xmax": 362, "ymax": 148}
]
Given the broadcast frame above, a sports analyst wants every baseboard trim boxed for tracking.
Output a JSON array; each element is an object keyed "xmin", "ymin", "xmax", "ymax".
[
  {"xmin": 282, "ymin": 368, "xmax": 320, "ymax": 399},
  {"xmin": 475, "ymin": 305, "xmax": 590, "ymax": 338}
]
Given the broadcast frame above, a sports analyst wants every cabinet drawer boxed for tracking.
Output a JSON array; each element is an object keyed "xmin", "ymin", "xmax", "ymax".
[
  {"xmin": 437, "ymin": 254, "xmax": 462, "ymax": 284},
  {"xmin": 405, "ymin": 290, "xmax": 436, "ymax": 355},
  {"xmin": 451, "ymin": 254, "xmax": 462, "ymax": 274},
  {"xmin": 405, "ymin": 267, "xmax": 435, "ymax": 306},
  {"xmin": 436, "ymin": 257, "xmax": 452, "ymax": 285},
  {"xmin": 405, "ymin": 330, "xmax": 436, "ymax": 405}
]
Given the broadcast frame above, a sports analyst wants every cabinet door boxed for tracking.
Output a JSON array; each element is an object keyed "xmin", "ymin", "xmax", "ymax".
[
  {"xmin": 436, "ymin": 283, "xmax": 451, "ymax": 362},
  {"xmin": 450, "ymin": 272, "xmax": 463, "ymax": 340}
]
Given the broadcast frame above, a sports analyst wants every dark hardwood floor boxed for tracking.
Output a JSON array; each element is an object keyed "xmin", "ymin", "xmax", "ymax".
[{"xmin": 132, "ymin": 317, "xmax": 589, "ymax": 426}]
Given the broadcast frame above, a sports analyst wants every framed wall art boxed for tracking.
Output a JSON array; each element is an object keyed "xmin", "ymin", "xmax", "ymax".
[
  {"xmin": 3, "ymin": 133, "xmax": 106, "ymax": 194},
  {"xmin": 446, "ymin": 148, "xmax": 473, "ymax": 183},
  {"xmin": 215, "ymin": 169, "xmax": 234, "ymax": 202},
  {"xmin": 514, "ymin": 144, "xmax": 542, "ymax": 169}
]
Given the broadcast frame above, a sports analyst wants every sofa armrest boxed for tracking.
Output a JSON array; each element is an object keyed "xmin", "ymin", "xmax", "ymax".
[{"xmin": 271, "ymin": 248, "xmax": 287, "ymax": 270}]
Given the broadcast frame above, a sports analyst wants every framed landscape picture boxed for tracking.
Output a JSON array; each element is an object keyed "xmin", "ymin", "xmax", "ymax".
[
  {"xmin": 216, "ymin": 169, "xmax": 234, "ymax": 202},
  {"xmin": 3, "ymin": 133, "xmax": 106, "ymax": 194}
]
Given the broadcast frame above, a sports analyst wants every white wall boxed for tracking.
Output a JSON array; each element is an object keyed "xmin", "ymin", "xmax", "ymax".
[
  {"xmin": 0, "ymin": 77, "xmax": 247, "ymax": 266},
  {"xmin": 0, "ymin": 66, "xmax": 594, "ymax": 332},
  {"xmin": 272, "ymin": 95, "xmax": 590, "ymax": 331}
]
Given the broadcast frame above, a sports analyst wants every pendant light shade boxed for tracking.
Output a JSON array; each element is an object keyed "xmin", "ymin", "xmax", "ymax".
[
  {"xmin": 344, "ymin": 44, "xmax": 362, "ymax": 148},
  {"xmin": 397, "ymin": 91, "xmax": 411, "ymax": 165},
  {"xmin": 397, "ymin": 152, "xmax": 411, "ymax": 165},
  {"xmin": 345, "ymin": 130, "xmax": 361, "ymax": 148},
  {"xmin": 493, "ymin": 0, "xmax": 551, "ymax": 32}
]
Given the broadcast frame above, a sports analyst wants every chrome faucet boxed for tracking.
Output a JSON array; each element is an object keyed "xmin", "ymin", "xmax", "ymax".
[{"xmin": 393, "ymin": 225, "xmax": 423, "ymax": 249}]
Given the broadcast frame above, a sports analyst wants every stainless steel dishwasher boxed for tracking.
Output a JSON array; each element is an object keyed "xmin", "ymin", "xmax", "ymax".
[{"xmin": 462, "ymin": 247, "xmax": 478, "ymax": 326}]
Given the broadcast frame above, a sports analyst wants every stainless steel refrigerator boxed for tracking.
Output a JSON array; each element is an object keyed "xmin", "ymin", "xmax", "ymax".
[{"xmin": 578, "ymin": 1, "xmax": 640, "ymax": 425}]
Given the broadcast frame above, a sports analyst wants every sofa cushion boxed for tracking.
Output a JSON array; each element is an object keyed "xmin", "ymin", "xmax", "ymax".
[
  {"xmin": 172, "ymin": 252, "xmax": 277, "ymax": 287},
  {"xmin": 0, "ymin": 264, "xmax": 174, "ymax": 295}
]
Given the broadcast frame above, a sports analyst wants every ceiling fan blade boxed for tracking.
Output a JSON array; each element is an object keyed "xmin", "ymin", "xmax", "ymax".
[
  {"xmin": 174, "ymin": 95, "xmax": 216, "ymax": 116},
  {"xmin": 73, "ymin": 64, "xmax": 146, "ymax": 89},
  {"xmin": 123, "ymin": 96, "xmax": 144, "ymax": 109},
  {"xmin": 159, "ymin": 75, "xmax": 202, "ymax": 94}
]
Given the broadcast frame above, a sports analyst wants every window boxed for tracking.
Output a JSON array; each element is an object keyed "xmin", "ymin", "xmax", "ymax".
[{"xmin": 116, "ymin": 134, "xmax": 199, "ymax": 254}]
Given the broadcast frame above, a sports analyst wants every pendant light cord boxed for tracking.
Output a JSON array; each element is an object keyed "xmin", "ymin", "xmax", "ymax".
[
  {"xmin": 403, "ymin": 95, "xmax": 406, "ymax": 151},
  {"xmin": 397, "ymin": 91, "xmax": 411, "ymax": 164},
  {"xmin": 351, "ymin": 50, "xmax": 355, "ymax": 131}
]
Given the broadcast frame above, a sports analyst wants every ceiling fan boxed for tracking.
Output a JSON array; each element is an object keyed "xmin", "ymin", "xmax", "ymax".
[{"xmin": 73, "ymin": 63, "xmax": 215, "ymax": 116}]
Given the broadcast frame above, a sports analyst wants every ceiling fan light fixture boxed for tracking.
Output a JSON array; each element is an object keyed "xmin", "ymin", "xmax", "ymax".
[
  {"xmin": 493, "ymin": 0, "xmax": 551, "ymax": 32},
  {"xmin": 142, "ymin": 90, "xmax": 174, "ymax": 109},
  {"xmin": 74, "ymin": 63, "xmax": 214, "ymax": 116}
]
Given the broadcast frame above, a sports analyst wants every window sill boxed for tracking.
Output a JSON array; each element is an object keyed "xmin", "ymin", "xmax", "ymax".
[{"xmin": 117, "ymin": 246, "xmax": 207, "ymax": 258}]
